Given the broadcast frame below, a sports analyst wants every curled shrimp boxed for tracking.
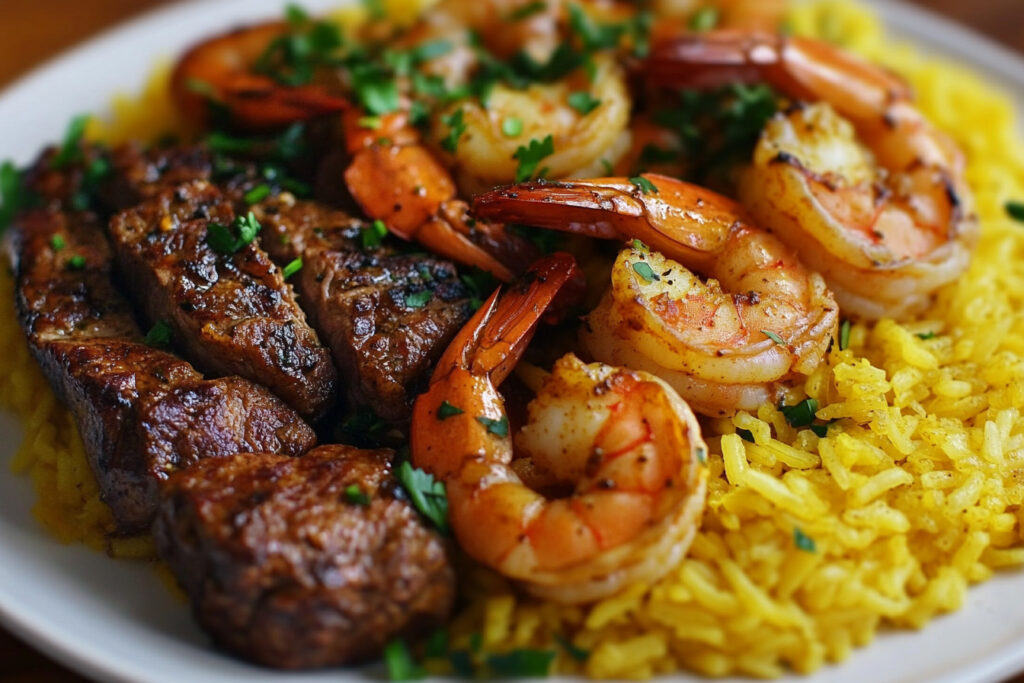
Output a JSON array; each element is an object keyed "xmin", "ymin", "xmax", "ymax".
[
  {"xmin": 473, "ymin": 174, "xmax": 838, "ymax": 417},
  {"xmin": 170, "ymin": 22, "xmax": 347, "ymax": 130},
  {"xmin": 412, "ymin": 252, "xmax": 708, "ymax": 603},
  {"xmin": 645, "ymin": 32, "xmax": 979, "ymax": 319}
]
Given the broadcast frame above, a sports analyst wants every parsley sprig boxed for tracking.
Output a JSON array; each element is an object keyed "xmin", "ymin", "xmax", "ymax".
[
  {"xmin": 514, "ymin": 135, "xmax": 555, "ymax": 182},
  {"xmin": 397, "ymin": 461, "xmax": 449, "ymax": 534},
  {"xmin": 207, "ymin": 212, "xmax": 262, "ymax": 255}
]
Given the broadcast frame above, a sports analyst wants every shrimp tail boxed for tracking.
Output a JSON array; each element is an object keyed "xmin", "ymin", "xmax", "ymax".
[{"xmin": 432, "ymin": 252, "xmax": 583, "ymax": 386}]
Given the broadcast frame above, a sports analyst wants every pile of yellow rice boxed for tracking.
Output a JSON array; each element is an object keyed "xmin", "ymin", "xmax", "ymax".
[{"xmin": 5, "ymin": 0, "xmax": 1024, "ymax": 678}]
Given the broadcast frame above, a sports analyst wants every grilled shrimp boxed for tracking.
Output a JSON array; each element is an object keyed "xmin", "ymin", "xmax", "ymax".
[
  {"xmin": 472, "ymin": 174, "xmax": 838, "ymax": 417},
  {"xmin": 645, "ymin": 32, "xmax": 979, "ymax": 319},
  {"xmin": 170, "ymin": 22, "xmax": 347, "ymax": 130},
  {"xmin": 169, "ymin": 19, "xmax": 533, "ymax": 281},
  {"xmin": 411, "ymin": 253, "xmax": 708, "ymax": 603}
]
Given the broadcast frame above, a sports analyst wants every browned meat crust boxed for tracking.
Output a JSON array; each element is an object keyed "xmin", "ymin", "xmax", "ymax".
[
  {"xmin": 108, "ymin": 180, "xmax": 337, "ymax": 420},
  {"xmin": 11, "ymin": 208, "xmax": 316, "ymax": 531},
  {"xmin": 154, "ymin": 445, "xmax": 455, "ymax": 669},
  {"xmin": 254, "ymin": 197, "xmax": 472, "ymax": 420}
]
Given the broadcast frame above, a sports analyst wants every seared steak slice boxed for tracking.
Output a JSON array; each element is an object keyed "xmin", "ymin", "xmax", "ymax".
[
  {"xmin": 154, "ymin": 445, "xmax": 455, "ymax": 669},
  {"xmin": 254, "ymin": 198, "xmax": 472, "ymax": 420},
  {"xmin": 11, "ymin": 209, "xmax": 316, "ymax": 531},
  {"xmin": 108, "ymin": 180, "xmax": 337, "ymax": 420}
]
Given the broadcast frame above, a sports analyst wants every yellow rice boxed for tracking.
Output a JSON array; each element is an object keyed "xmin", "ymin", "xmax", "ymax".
[{"xmin": 4, "ymin": 0, "xmax": 1024, "ymax": 677}]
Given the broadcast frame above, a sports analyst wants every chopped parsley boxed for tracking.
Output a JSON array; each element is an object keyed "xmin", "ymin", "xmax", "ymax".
[
  {"xmin": 507, "ymin": 0, "xmax": 547, "ymax": 21},
  {"xmin": 736, "ymin": 428, "xmax": 755, "ymax": 443},
  {"xmin": 779, "ymin": 398, "xmax": 819, "ymax": 428},
  {"xmin": 631, "ymin": 238, "xmax": 648, "ymax": 251},
  {"xmin": 253, "ymin": 8, "xmax": 344, "ymax": 87},
  {"xmin": 0, "ymin": 161, "xmax": 25, "ymax": 230},
  {"xmin": 838, "ymin": 319, "xmax": 852, "ymax": 351},
  {"xmin": 632, "ymin": 261, "xmax": 660, "ymax": 283},
  {"xmin": 762, "ymin": 330, "xmax": 786, "ymax": 345},
  {"xmin": 629, "ymin": 176, "xmax": 659, "ymax": 195},
  {"xmin": 397, "ymin": 460, "xmax": 449, "ymax": 533},
  {"xmin": 282, "ymin": 257, "xmax": 303, "ymax": 279},
  {"xmin": 461, "ymin": 268, "xmax": 498, "ymax": 310},
  {"xmin": 207, "ymin": 212, "xmax": 261, "ymax": 255},
  {"xmin": 486, "ymin": 649, "xmax": 557, "ymax": 677},
  {"xmin": 567, "ymin": 91, "xmax": 601, "ymax": 115},
  {"xmin": 502, "ymin": 117, "xmax": 524, "ymax": 137},
  {"xmin": 50, "ymin": 234, "xmax": 66, "ymax": 251},
  {"xmin": 476, "ymin": 415, "xmax": 510, "ymax": 437},
  {"xmin": 344, "ymin": 484, "xmax": 371, "ymax": 506},
  {"xmin": 52, "ymin": 114, "xmax": 90, "ymax": 168},
  {"xmin": 1006, "ymin": 201, "xmax": 1024, "ymax": 222},
  {"xmin": 206, "ymin": 122, "xmax": 307, "ymax": 161},
  {"xmin": 361, "ymin": 219, "xmax": 389, "ymax": 248},
  {"xmin": 514, "ymin": 134, "xmax": 555, "ymax": 183},
  {"xmin": 554, "ymin": 634, "xmax": 590, "ymax": 662},
  {"xmin": 69, "ymin": 156, "xmax": 112, "ymax": 212},
  {"xmin": 437, "ymin": 401, "xmax": 464, "ymax": 420},
  {"xmin": 794, "ymin": 527, "xmax": 817, "ymax": 553},
  {"xmin": 243, "ymin": 184, "xmax": 271, "ymax": 204},
  {"xmin": 352, "ymin": 65, "xmax": 401, "ymax": 115},
  {"xmin": 66, "ymin": 255, "xmax": 86, "ymax": 271},
  {"xmin": 441, "ymin": 108, "xmax": 467, "ymax": 153},
  {"xmin": 383, "ymin": 638, "xmax": 425, "ymax": 681},
  {"xmin": 405, "ymin": 290, "xmax": 433, "ymax": 309},
  {"xmin": 916, "ymin": 331, "xmax": 937, "ymax": 340},
  {"xmin": 688, "ymin": 6, "xmax": 721, "ymax": 32},
  {"xmin": 144, "ymin": 320, "xmax": 173, "ymax": 347},
  {"xmin": 567, "ymin": 3, "xmax": 625, "ymax": 51}
]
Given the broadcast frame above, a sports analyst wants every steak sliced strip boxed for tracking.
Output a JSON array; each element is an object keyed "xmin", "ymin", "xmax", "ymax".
[
  {"xmin": 109, "ymin": 180, "xmax": 337, "ymax": 420},
  {"xmin": 11, "ymin": 208, "xmax": 316, "ymax": 531},
  {"xmin": 254, "ymin": 197, "xmax": 472, "ymax": 421},
  {"xmin": 154, "ymin": 445, "xmax": 455, "ymax": 669}
]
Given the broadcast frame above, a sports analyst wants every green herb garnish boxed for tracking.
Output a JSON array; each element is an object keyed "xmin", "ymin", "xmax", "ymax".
[
  {"xmin": 1006, "ymin": 201, "xmax": 1024, "ymax": 222},
  {"xmin": 282, "ymin": 257, "xmax": 303, "ymax": 279},
  {"xmin": 629, "ymin": 176, "xmax": 659, "ymax": 195},
  {"xmin": 567, "ymin": 91, "xmax": 601, "ymax": 115},
  {"xmin": 631, "ymin": 261, "xmax": 660, "ymax": 283},
  {"xmin": 441, "ymin": 108, "xmax": 467, "ymax": 153},
  {"xmin": 52, "ymin": 114, "xmax": 90, "ymax": 168},
  {"xmin": 794, "ymin": 527, "xmax": 817, "ymax": 553},
  {"xmin": 514, "ymin": 135, "xmax": 555, "ymax": 183},
  {"xmin": 397, "ymin": 460, "xmax": 449, "ymax": 533},
  {"xmin": 631, "ymin": 238, "xmax": 648, "ymax": 251},
  {"xmin": 405, "ymin": 290, "xmax": 433, "ymax": 309},
  {"xmin": 839, "ymin": 319, "xmax": 851, "ymax": 351},
  {"xmin": 207, "ymin": 212, "xmax": 261, "ymax": 255},
  {"xmin": 554, "ymin": 634, "xmax": 590, "ymax": 662},
  {"xmin": 507, "ymin": 0, "xmax": 547, "ymax": 20},
  {"xmin": 762, "ymin": 330, "xmax": 786, "ymax": 345},
  {"xmin": 688, "ymin": 6, "xmax": 720, "ymax": 31},
  {"xmin": 916, "ymin": 331, "xmax": 937, "ymax": 340},
  {"xmin": 383, "ymin": 638, "xmax": 425, "ymax": 681},
  {"xmin": 50, "ymin": 234, "xmax": 66, "ymax": 251},
  {"xmin": 361, "ymin": 219, "xmax": 389, "ymax": 249},
  {"xmin": 780, "ymin": 398, "xmax": 819, "ymax": 428},
  {"xmin": 0, "ymin": 161, "xmax": 25, "ymax": 230},
  {"xmin": 66, "ymin": 255, "xmax": 86, "ymax": 271},
  {"xmin": 437, "ymin": 401, "xmax": 464, "ymax": 420},
  {"xmin": 476, "ymin": 415, "xmax": 510, "ymax": 437},
  {"xmin": 486, "ymin": 649, "xmax": 557, "ymax": 677},
  {"xmin": 502, "ymin": 117, "xmax": 524, "ymax": 137},
  {"xmin": 243, "ymin": 184, "xmax": 271, "ymax": 204},
  {"xmin": 344, "ymin": 484, "xmax": 371, "ymax": 506},
  {"xmin": 144, "ymin": 320, "xmax": 173, "ymax": 347}
]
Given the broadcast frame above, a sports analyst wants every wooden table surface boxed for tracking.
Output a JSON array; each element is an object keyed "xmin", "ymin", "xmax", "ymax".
[{"xmin": 1, "ymin": 0, "xmax": 1022, "ymax": 681}]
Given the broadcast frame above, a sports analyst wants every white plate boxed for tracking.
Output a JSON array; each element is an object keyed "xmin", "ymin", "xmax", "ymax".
[{"xmin": 2, "ymin": 1, "xmax": 1024, "ymax": 682}]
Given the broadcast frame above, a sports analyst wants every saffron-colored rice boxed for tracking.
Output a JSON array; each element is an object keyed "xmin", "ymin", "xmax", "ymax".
[{"xmin": 4, "ymin": 0, "xmax": 1024, "ymax": 677}]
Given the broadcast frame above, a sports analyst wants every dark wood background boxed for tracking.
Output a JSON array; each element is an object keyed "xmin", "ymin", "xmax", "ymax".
[{"xmin": 0, "ymin": 0, "xmax": 1021, "ymax": 680}]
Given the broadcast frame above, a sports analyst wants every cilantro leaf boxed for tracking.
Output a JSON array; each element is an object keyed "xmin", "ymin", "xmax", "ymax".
[
  {"xmin": 405, "ymin": 290, "xmax": 433, "ymax": 309},
  {"xmin": 437, "ymin": 401, "xmax": 464, "ymax": 420},
  {"xmin": 567, "ymin": 4, "xmax": 624, "ymax": 51},
  {"xmin": 567, "ymin": 91, "xmax": 601, "ymax": 115},
  {"xmin": 144, "ymin": 320, "xmax": 173, "ymax": 347},
  {"xmin": 632, "ymin": 261, "xmax": 660, "ymax": 283},
  {"xmin": 779, "ymin": 398, "xmax": 819, "ymax": 428},
  {"xmin": 207, "ymin": 212, "xmax": 262, "ymax": 255},
  {"xmin": 514, "ymin": 134, "xmax": 555, "ymax": 183},
  {"xmin": 361, "ymin": 219, "xmax": 389, "ymax": 248},
  {"xmin": 397, "ymin": 461, "xmax": 449, "ymax": 533},
  {"xmin": 441, "ymin": 108, "xmax": 467, "ymax": 153},
  {"xmin": 629, "ymin": 176, "xmax": 659, "ymax": 194},
  {"xmin": 476, "ymin": 415, "xmax": 510, "ymax": 437},
  {"xmin": 794, "ymin": 527, "xmax": 817, "ymax": 553}
]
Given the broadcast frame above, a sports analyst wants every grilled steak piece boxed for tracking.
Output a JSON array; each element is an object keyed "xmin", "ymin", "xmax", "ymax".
[
  {"xmin": 11, "ymin": 208, "xmax": 316, "ymax": 531},
  {"xmin": 154, "ymin": 445, "xmax": 455, "ymax": 669},
  {"xmin": 254, "ymin": 197, "xmax": 473, "ymax": 420},
  {"xmin": 109, "ymin": 180, "xmax": 337, "ymax": 420}
]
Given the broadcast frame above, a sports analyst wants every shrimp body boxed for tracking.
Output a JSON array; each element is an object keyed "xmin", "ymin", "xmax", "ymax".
[
  {"xmin": 170, "ymin": 22, "xmax": 347, "ymax": 130},
  {"xmin": 412, "ymin": 253, "xmax": 707, "ymax": 603},
  {"xmin": 472, "ymin": 174, "xmax": 838, "ymax": 417},
  {"xmin": 646, "ymin": 32, "xmax": 978, "ymax": 319}
]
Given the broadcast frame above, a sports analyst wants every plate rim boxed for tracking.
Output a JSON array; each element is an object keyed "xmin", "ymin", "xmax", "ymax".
[{"xmin": 2, "ymin": 1, "xmax": 1024, "ymax": 681}]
